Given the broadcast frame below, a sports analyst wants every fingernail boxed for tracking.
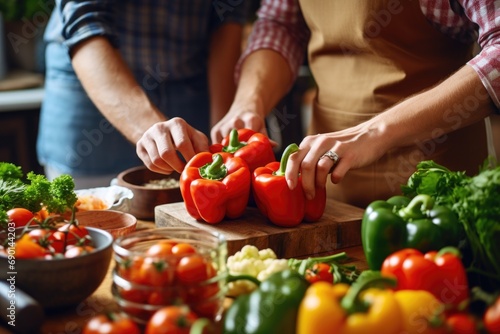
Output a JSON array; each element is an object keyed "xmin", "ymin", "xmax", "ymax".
[{"xmin": 287, "ymin": 179, "xmax": 295, "ymax": 189}]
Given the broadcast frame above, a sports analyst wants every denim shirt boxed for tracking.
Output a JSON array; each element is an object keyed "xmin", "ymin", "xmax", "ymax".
[{"xmin": 38, "ymin": 0, "xmax": 247, "ymax": 177}]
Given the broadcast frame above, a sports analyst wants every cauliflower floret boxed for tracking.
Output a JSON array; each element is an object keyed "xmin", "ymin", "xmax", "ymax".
[
  {"xmin": 226, "ymin": 245, "xmax": 290, "ymax": 296},
  {"xmin": 256, "ymin": 258, "xmax": 289, "ymax": 281}
]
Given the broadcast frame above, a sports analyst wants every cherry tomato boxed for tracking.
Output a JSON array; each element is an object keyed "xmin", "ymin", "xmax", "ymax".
[
  {"xmin": 53, "ymin": 223, "xmax": 90, "ymax": 247},
  {"xmin": 145, "ymin": 305, "xmax": 198, "ymax": 334},
  {"xmin": 7, "ymin": 208, "xmax": 34, "ymax": 228},
  {"xmin": 27, "ymin": 228, "xmax": 64, "ymax": 254},
  {"xmin": 14, "ymin": 234, "xmax": 46, "ymax": 259},
  {"xmin": 484, "ymin": 296, "xmax": 500, "ymax": 334},
  {"xmin": 82, "ymin": 312, "xmax": 141, "ymax": 334},
  {"xmin": 139, "ymin": 257, "xmax": 174, "ymax": 286},
  {"xmin": 446, "ymin": 313, "xmax": 479, "ymax": 334},
  {"xmin": 175, "ymin": 254, "xmax": 210, "ymax": 284},
  {"xmin": 172, "ymin": 243, "xmax": 196, "ymax": 256},
  {"xmin": 146, "ymin": 240, "xmax": 175, "ymax": 257},
  {"xmin": 64, "ymin": 245, "xmax": 95, "ymax": 258},
  {"xmin": 304, "ymin": 263, "xmax": 334, "ymax": 284},
  {"xmin": 117, "ymin": 256, "xmax": 144, "ymax": 284}
]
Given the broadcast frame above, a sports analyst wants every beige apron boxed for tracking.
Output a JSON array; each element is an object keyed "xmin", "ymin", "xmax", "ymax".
[{"xmin": 298, "ymin": 0, "xmax": 489, "ymax": 208}]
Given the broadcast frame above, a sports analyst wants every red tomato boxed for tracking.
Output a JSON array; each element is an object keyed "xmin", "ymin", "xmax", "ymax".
[
  {"xmin": 145, "ymin": 306, "xmax": 198, "ymax": 334},
  {"xmin": 304, "ymin": 263, "xmax": 334, "ymax": 284},
  {"xmin": 172, "ymin": 243, "xmax": 197, "ymax": 256},
  {"xmin": 27, "ymin": 228, "xmax": 64, "ymax": 254},
  {"xmin": 139, "ymin": 257, "xmax": 175, "ymax": 286},
  {"xmin": 175, "ymin": 254, "xmax": 210, "ymax": 284},
  {"xmin": 146, "ymin": 240, "xmax": 175, "ymax": 257},
  {"xmin": 117, "ymin": 256, "xmax": 144, "ymax": 284},
  {"xmin": 446, "ymin": 313, "xmax": 479, "ymax": 334},
  {"xmin": 7, "ymin": 208, "xmax": 34, "ymax": 228},
  {"xmin": 82, "ymin": 312, "xmax": 141, "ymax": 334},
  {"xmin": 484, "ymin": 296, "xmax": 500, "ymax": 334},
  {"xmin": 53, "ymin": 223, "xmax": 90, "ymax": 247}
]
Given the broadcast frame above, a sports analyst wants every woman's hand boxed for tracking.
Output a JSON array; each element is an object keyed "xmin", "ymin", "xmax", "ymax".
[
  {"xmin": 285, "ymin": 123, "xmax": 388, "ymax": 200},
  {"xmin": 136, "ymin": 117, "xmax": 209, "ymax": 174}
]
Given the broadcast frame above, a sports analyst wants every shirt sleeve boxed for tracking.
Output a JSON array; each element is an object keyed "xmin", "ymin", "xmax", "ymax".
[
  {"xmin": 235, "ymin": 0, "xmax": 310, "ymax": 86},
  {"xmin": 462, "ymin": 0, "xmax": 500, "ymax": 111},
  {"xmin": 59, "ymin": 0, "xmax": 118, "ymax": 51}
]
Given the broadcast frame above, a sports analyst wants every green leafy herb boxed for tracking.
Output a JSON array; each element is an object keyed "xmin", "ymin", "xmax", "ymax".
[{"xmin": 0, "ymin": 163, "xmax": 77, "ymax": 228}]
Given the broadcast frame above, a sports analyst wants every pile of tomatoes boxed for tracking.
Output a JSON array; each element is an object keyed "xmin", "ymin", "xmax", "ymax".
[
  {"xmin": 113, "ymin": 238, "xmax": 224, "ymax": 325},
  {"xmin": 1, "ymin": 208, "xmax": 94, "ymax": 259}
]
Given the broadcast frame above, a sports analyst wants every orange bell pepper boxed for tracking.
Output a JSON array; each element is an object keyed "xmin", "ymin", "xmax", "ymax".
[
  {"xmin": 209, "ymin": 129, "xmax": 275, "ymax": 173},
  {"xmin": 180, "ymin": 152, "xmax": 250, "ymax": 224},
  {"xmin": 252, "ymin": 143, "xmax": 326, "ymax": 227}
]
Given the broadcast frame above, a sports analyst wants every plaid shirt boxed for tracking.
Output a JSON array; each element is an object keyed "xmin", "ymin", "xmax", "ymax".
[
  {"xmin": 240, "ymin": 0, "xmax": 500, "ymax": 109},
  {"xmin": 45, "ymin": 0, "xmax": 247, "ymax": 81}
]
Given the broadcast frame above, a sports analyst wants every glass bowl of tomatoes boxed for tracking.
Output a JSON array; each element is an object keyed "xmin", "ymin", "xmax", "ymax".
[
  {"xmin": 111, "ymin": 227, "xmax": 228, "ymax": 324},
  {"xmin": 0, "ymin": 221, "xmax": 113, "ymax": 310}
]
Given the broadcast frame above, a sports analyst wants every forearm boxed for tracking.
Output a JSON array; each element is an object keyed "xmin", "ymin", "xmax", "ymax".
[
  {"xmin": 208, "ymin": 23, "xmax": 244, "ymax": 126},
  {"xmin": 234, "ymin": 49, "xmax": 293, "ymax": 118},
  {"xmin": 70, "ymin": 36, "xmax": 166, "ymax": 144},
  {"xmin": 365, "ymin": 65, "xmax": 496, "ymax": 152}
]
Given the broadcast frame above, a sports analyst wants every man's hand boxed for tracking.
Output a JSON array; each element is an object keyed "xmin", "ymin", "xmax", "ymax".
[{"xmin": 136, "ymin": 118, "xmax": 209, "ymax": 174}]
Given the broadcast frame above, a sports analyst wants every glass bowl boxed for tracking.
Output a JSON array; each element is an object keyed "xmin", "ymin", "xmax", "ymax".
[{"xmin": 112, "ymin": 228, "xmax": 228, "ymax": 324}]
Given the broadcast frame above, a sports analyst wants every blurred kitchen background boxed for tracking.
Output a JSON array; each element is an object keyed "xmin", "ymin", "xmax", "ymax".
[{"xmin": 0, "ymin": 0, "xmax": 499, "ymax": 176}]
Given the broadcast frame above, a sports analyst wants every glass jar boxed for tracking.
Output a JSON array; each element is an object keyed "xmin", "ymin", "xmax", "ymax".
[{"xmin": 112, "ymin": 227, "xmax": 228, "ymax": 324}]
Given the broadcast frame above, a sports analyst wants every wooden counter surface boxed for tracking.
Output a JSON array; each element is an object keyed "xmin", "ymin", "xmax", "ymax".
[{"xmin": 0, "ymin": 219, "xmax": 368, "ymax": 334}]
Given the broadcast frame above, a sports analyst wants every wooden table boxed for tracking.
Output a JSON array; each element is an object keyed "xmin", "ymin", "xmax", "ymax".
[{"xmin": 0, "ymin": 219, "xmax": 368, "ymax": 334}]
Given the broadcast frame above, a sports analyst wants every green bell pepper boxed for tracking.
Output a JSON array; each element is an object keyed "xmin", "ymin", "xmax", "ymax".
[
  {"xmin": 361, "ymin": 194, "xmax": 463, "ymax": 270},
  {"xmin": 223, "ymin": 269, "xmax": 309, "ymax": 334}
]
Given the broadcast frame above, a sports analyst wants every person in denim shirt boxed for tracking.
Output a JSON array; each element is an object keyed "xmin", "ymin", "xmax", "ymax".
[{"xmin": 37, "ymin": 0, "xmax": 247, "ymax": 189}]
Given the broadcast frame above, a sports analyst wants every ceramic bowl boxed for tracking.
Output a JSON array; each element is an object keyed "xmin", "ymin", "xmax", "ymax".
[
  {"xmin": 0, "ymin": 227, "xmax": 113, "ymax": 310},
  {"xmin": 115, "ymin": 166, "xmax": 183, "ymax": 220},
  {"xmin": 75, "ymin": 185, "xmax": 134, "ymax": 212},
  {"xmin": 75, "ymin": 210, "xmax": 137, "ymax": 239}
]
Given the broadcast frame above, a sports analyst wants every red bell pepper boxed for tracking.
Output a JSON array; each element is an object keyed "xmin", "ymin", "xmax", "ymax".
[
  {"xmin": 252, "ymin": 143, "xmax": 326, "ymax": 227},
  {"xmin": 209, "ymin": 129, "xmax": 275, "ymax": 172},
  {"xmin": 180, "ymin": 152, "xmax": 250, "ymax": 224},
  {"xmin": 381, "ymin": 247, "xmax": 469, "ymax": 308}
]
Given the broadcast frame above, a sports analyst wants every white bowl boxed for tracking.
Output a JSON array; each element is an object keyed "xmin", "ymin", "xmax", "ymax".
[{"xmin": 75, "ymin": 185, "xmax": 134, "ymax": 213}]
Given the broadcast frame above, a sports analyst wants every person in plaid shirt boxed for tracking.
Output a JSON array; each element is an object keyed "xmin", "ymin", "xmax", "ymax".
[
  {"xmin": 37, "ymin": 0, "xmax": 247, "ymax": 189},
  {"xmin": 208, "ymin": 0, "xmax": 500, "ymax": 208}
]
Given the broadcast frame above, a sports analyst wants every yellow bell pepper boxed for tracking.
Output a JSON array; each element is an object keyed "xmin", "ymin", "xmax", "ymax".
[
  {"xmin": 297, "ymin": 281, "xmax": 403, "ymax": 334},
  {"xmin": 297, "ymin": 276, "xmax": 447, "ymax": 334},
  {"xmin": 395, "ymin": 290, "xmax": 446, "ymax": 334}
]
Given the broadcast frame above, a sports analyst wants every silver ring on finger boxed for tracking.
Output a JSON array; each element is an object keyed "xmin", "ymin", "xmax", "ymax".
[{"xmin": 320, "ymin": 150, "xmax": 340, "ymax": 173}]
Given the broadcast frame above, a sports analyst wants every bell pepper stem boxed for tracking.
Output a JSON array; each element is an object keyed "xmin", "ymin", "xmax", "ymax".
[
  {"xmin": 398, "ymin": 194, "xmax": 434, "ymax": 220},
  {"xmin": 274, "ymin": 143, "xmax": 299, "ymax": 176},
  {"xmin": 189, "ymin": 318, "xmax": 211, "ymax": 334},
  {"xmin": 226, "ymin": 273, "xmax": 261, "ymax": 287},
  {"xmin": 340, "ymin": 273, "xmax": 397, "ymax": 314},
  {"xmin": 223, "ymin": 129, "xmax": 247, "ymax": 153},
  {"xmin": 435, "ymin": 246, "xmax": 461, "ymax": 259},
  {"xmin": 199, "ymin": 154, "xmax": 227, "ymax": 180}
]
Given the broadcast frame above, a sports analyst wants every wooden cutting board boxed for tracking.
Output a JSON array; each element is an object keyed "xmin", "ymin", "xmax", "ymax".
[{"xmin": 155, "ymin": 199, "xmax": 365, "ymax": 258}]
